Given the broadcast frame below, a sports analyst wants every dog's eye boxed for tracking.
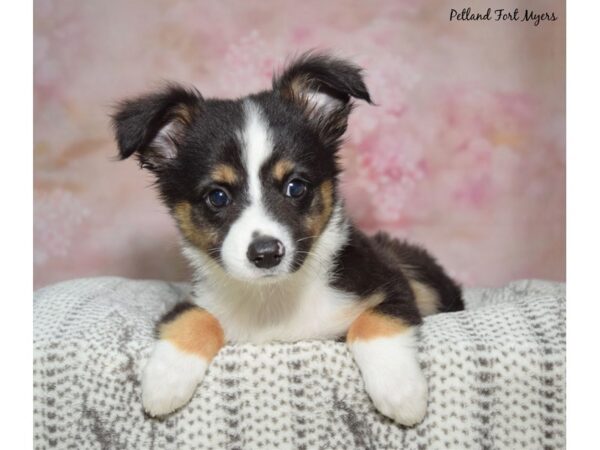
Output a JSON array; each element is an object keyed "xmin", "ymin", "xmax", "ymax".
[
  {"xmin": 207, "ymin": 189, "xmax": 230, "ymax": 208},
  {"xmin": 285, "ymin": 179, "xmax": 307, "ymax": 198}
]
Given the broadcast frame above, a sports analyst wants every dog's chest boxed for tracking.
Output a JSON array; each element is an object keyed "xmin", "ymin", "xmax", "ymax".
[{"xmin": 195, "ymin": 277, "xmax": 364, "ymax": 344}]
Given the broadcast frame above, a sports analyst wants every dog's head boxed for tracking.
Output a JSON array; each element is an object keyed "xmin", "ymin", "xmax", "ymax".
[{"xmin": 112, "ymin": 53, "xmax": 371, "ymax": 282}]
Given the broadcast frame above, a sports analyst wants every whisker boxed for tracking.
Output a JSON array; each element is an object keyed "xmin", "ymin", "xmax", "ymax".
[
  {"xmin": 295, "ymin": 235, "xmax": 320, "ymax": 244},
  {"xmin": 294, "ymin": 250, "xmax": 330, "ymax": 274}
]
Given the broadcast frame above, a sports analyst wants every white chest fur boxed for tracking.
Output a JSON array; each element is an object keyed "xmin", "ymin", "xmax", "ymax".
[{"xmin": 192, "ymin": 272, "xmax": 364, "ymax": 344}]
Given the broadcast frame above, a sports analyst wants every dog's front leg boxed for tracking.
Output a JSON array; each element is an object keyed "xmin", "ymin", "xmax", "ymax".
[
  {"xmin": 142, "ymin": 303, "xmax": 224, "ymax": 417},
  {"xmin": 347, "ymin": 309, "xmax": 428, "ymax": 426}
]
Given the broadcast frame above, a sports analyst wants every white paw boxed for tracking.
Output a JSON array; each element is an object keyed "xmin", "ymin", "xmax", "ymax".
[
  {"xmin": 141, "ymin": 341, "xmax": 208, "ymax": 417},
  {"xmin": 351, "ymin": 334, "xmax": 428, "ymax": 426},
  {"xmin": 363, "ymin": 361, "xmax": 428, "ymax": 426}
]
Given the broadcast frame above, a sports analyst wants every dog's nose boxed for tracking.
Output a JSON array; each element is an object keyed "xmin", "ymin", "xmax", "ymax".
[{"xmin": 247, "ymin": 237, "xmax": 285, "ymax": 269}]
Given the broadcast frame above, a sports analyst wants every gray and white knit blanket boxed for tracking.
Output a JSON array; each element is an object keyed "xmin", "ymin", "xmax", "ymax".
[{"xmin": 33, "ymin": 277, "xmax": 565, "ymax": 449}]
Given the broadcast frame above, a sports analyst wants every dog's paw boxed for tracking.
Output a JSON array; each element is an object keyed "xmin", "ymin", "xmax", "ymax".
[
  {"xmin": 141, "ymin": 341, "xmax": 208, "ymax": 417},
  {"xmin": 351, "ymin": 336, "xmax": 428, "ymax": 426},
  {"xmin": 363, "ymin": 361, "xmax": 428, "ymax": 426}
]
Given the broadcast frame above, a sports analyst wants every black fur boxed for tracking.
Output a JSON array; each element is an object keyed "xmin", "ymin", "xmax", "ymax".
[
  {"xmin": 371, "ymin": 232, "xmax": 464, "ymax": 314},
  {"xmin": 273, "ymin": 51, "xmax": 373, "ymax": 149},
  {"xmin": 331, "ymin": 226, "xmax": 423, "ymax": 326},
  {"xmin": 273, "ymin": 52, "xmax": 372, "ymax": 104},
  {"xmin": 332, "ymin": 226, "xmax": 462, "ymax": 328}
]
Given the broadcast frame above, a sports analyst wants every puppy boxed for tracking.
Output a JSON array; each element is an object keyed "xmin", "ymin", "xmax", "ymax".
[{"xmin": 112, "ymin": 52, "xmax": 463, "ymax": 426}]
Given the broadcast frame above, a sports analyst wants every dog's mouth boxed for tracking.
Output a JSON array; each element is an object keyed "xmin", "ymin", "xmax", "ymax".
[{"xmin": 223, "ymin": 262, "xmax": 295, "ymax": 284}]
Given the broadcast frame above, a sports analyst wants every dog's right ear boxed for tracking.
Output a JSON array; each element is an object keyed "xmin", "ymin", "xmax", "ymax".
[{"xmin": 111, "ymin": 84, "xmax": 202, "ymax": 171}]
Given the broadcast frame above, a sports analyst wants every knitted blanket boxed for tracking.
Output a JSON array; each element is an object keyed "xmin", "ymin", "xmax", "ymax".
[{"xmin": 33, "ymin": 277, "xmax": 565, "ymax": 449}]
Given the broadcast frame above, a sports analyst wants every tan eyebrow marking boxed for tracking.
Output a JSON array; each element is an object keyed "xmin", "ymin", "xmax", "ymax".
[
  {"xmin": 211, "ymin": 164, "xmax": 238, "ymax": 184},
  {"xmin": 272, "ymin": 159, "xmax": 296, "ymax": 182}
]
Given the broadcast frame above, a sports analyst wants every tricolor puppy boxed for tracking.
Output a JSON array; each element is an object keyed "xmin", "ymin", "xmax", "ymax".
[{"xmin": 113, "ymin": 52, "xmax": 463, "ymax": 426}]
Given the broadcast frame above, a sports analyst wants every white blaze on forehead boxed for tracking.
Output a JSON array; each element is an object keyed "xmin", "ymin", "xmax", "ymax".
[
  {"xmin": 242, "ymin": 101, "xmax": 272, "ymax": 205},
  {"xmin": 220, "ymin": 101, "xmax": 294, "ymax": 281}
]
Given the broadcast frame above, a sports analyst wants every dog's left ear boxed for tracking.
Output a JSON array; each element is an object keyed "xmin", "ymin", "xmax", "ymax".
[{"xmin": 273, "ymin": 52, "xmax": 372, "ymax": 146}]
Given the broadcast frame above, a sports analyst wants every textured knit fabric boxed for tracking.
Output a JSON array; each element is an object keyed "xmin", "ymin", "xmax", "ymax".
[{"xmin": 33, "ymin": 277, "xmax": 565, "ymax": 449}]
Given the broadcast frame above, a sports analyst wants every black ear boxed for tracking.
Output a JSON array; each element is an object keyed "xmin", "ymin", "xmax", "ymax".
[
  {"xmin": 272, "ymin": 52, "xmax": 372, "ymax": 145},
  {"xmin": 111, "ymin": 84, "xmax": 202, "ymax": 171}
]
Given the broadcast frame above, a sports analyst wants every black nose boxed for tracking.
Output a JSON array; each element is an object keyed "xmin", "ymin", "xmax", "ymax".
[{"xmin": 247, "ymin": 237, "xmax": 285, "ymax": 269}]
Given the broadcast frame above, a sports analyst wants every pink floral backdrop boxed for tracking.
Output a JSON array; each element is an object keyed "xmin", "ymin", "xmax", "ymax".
[{"xmin": 34, "ymin": 0, "xmax": 565, "ymax": 289}]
